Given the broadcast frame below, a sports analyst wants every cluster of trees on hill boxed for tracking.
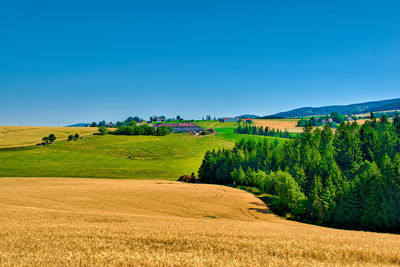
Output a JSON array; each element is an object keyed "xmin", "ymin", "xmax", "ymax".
[
  {"xmin": 234, "ymin": 125, "xmax": 291, "ymax": 138},
  {"xmin": 112, "ymin": 123, "xmax": 171, "ymax": 136},
  {"xmin": 40, "ymin": 134, "xmax": 56, "ymax": 145},
  {"xmin": 39, "ymin": 133, "xmax": 82, "ymax": 145},
  {"xmin": 297, "ymin": 112, "xmax": 346, "ymax": 127},
  {"xmin": 88, "ymin": 115, "xmax": 196, "ymax": 127},
  {"xmin": 198, "ymin": 113, "xmax": 400, "ymax": 233},
  {"xmin": 89, "ymin": 116, "xmax": 144, "ymax": 128},
  {"xmin": 90, "ymin": 121, "xmax": 109, "ymax": 127},
  {"xmin": 67, "ymin": 133, "xmax": 80, "ymax": 141}
]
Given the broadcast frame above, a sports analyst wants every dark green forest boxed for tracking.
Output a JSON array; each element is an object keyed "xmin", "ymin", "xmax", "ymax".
[{"xmin": 198, "ymin": 113, "xmax": 400, "ymax": 233}]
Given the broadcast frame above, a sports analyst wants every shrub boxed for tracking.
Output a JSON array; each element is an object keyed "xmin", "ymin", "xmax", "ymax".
[
  {"xmin": 177, "ymin": 173, "xmax": 199, "ymax": 183},
  {"xmin": 272, "ymin": 171, "xmax": 307, "ymax": 218},
  {"xmin": 98, "ymin": 126, "xmax": 108, "ymax": 135},
  {"xmin": 231, "ymin": 167, "xmax": 246, "ymax": 185}
]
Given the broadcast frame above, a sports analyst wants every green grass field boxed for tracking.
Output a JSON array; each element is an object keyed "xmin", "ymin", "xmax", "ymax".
[
  {"xmin": 0, "ymin": 124, "xmax": 283, "ymax": 179},
  {"xmin": 0, "ymin": 134, "xmax": 234, "ymax": 179},
  {"xmin": 195, "ymin": 120, "xmax": 237, "ymax": 131},
  {"xmin": 216, "ymin": 132, "xmax": 285, "ymax": 143}
]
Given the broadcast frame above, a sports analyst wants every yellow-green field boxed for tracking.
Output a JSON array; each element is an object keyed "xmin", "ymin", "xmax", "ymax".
[
  {"xmin": 0, "ymin": 178, "xmax": 398, "ymax": 266},
  {"xmin": 0, "ymin": 133, "xmax": 236, "ymax": 179},
  {"xmin": 0, "ymin": 125, "xmax": 278, "ymax": 179},
  {"xmin": 0, "ymin": 126, "xmax": 98, "ymax": 148}
]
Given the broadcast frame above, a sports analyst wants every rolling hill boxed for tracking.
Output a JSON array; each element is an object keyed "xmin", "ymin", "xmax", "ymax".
[
  {"xmin": 0, "ymin": 127, "xmax": 280, "ymax": 179},
  {"xmin": 0, "ymin": 134, "xmax": 233, "ymax": 179},
  {"xmin": 265, "ymin": 98, "xmax": 400, "ymax": 118}
]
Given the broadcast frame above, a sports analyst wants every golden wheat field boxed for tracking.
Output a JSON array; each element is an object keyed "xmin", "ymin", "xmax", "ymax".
[
  {"xmin": 0, "ymin": 178, "xmax": 398, "ymax": 266},
  {"xmin": 0, "ymin": 126, "xmax": 98, "ymax": 147},
  {"xmin": 253, "ymin": 119, "xmax": 301, "ymax": 133}
]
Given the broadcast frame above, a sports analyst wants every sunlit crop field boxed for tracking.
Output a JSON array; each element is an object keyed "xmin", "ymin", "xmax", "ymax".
[
  {"xmin": 253, "ymin": 119, "xmax": 301, "ymax": 133},
  {"xmin": 0, "ymin": 178, "xmax": 398, "ymax": 266},
  {"xmin": 0, "ymin": 126, "xmax": 98, "ymax": 147}
]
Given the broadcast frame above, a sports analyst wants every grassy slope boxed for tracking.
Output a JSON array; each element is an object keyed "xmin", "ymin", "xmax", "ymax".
[
  {"xmin": 0, "ymin": 132, "xmax": 281, "ymax": 179},
  {"xmin": 217, "ymin": 132, "xmax": 285, "ymax": 144},
  {"xmin": 0, "ymin": 178, "xmax": 398, "ymax": 266},
  {"xmin": 195, "ymin": 120, "xmax": 236, "ymax": 129},
  {"xmin": 197, "ymin": 120, "xmax": 242, "ymax": 135},
  {"xmin": 0, "ymin": 126, "xmax": 98, "ymax": 148},
  {"xmin": 0, "ymin": 122, "xmax": 284, "ymax": 179},
  {"xmin": 0, "ymin": 134, "xmax": 235, "ymax": 179}
]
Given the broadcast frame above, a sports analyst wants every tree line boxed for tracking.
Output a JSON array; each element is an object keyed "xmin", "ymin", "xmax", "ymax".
[
  {"xmin": 90, "ymin": 116, "xmax": 144, "ymax": 128},
  {"xmin": 198, "ymin": 113, "xmax": 400, "ymax": 233},
  {"xmin": 106, "ymin": 123, "xmax": 171, "ymax": 136},
  {"xmin": 234, "ymin": 125, "xmax": 292, "ymax": 138}
]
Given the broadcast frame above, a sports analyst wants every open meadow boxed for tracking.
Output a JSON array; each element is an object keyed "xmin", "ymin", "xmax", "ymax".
[
  {"xmin": 0, "ymin": 178, "xmax": 398, "ymax": 266},
  {"xmin": 0, "ymin": 125, "xmax": 281, "ymax": 179},
  {"xmin": 0, "ymin": 133, "xmax": 234, "ymax": 179}
]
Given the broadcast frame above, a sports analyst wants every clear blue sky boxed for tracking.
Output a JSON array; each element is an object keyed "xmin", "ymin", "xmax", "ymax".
[{"xmin": 1, "ymin": 0, "xmax": 399, "ymax": 126}]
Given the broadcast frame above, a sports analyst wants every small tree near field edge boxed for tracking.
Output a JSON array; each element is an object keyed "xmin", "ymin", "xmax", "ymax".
[
  {"xmin": 48, "ymin": 134, "xmax": 56, "ymax": 143},
  {"xmin": 98, "ymin": 126, "xmax": 108, "ymax": 135}
]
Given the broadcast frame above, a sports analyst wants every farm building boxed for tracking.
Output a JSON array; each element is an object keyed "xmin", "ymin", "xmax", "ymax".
[
  {"xmin": 155, "ymin": 123, "xmax": 203, "ymax": 133},
  {"xmin": 218, "ymin": 117, "xmax": 239, "ymax": 122}
]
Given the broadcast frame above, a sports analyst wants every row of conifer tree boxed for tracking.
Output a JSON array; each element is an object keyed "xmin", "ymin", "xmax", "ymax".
[{"xmin": 234, "ymin": 125, "xmax": 292, "ymax": 138}]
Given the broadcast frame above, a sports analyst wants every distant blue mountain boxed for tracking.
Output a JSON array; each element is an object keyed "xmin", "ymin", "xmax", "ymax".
[
  {"xmin": 264, "ymin": 98, "xmax": 400, "ymax": 118},
  {"xmin": 66, "ymin": 123, "xmax": 90, "ymax": 127}
]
